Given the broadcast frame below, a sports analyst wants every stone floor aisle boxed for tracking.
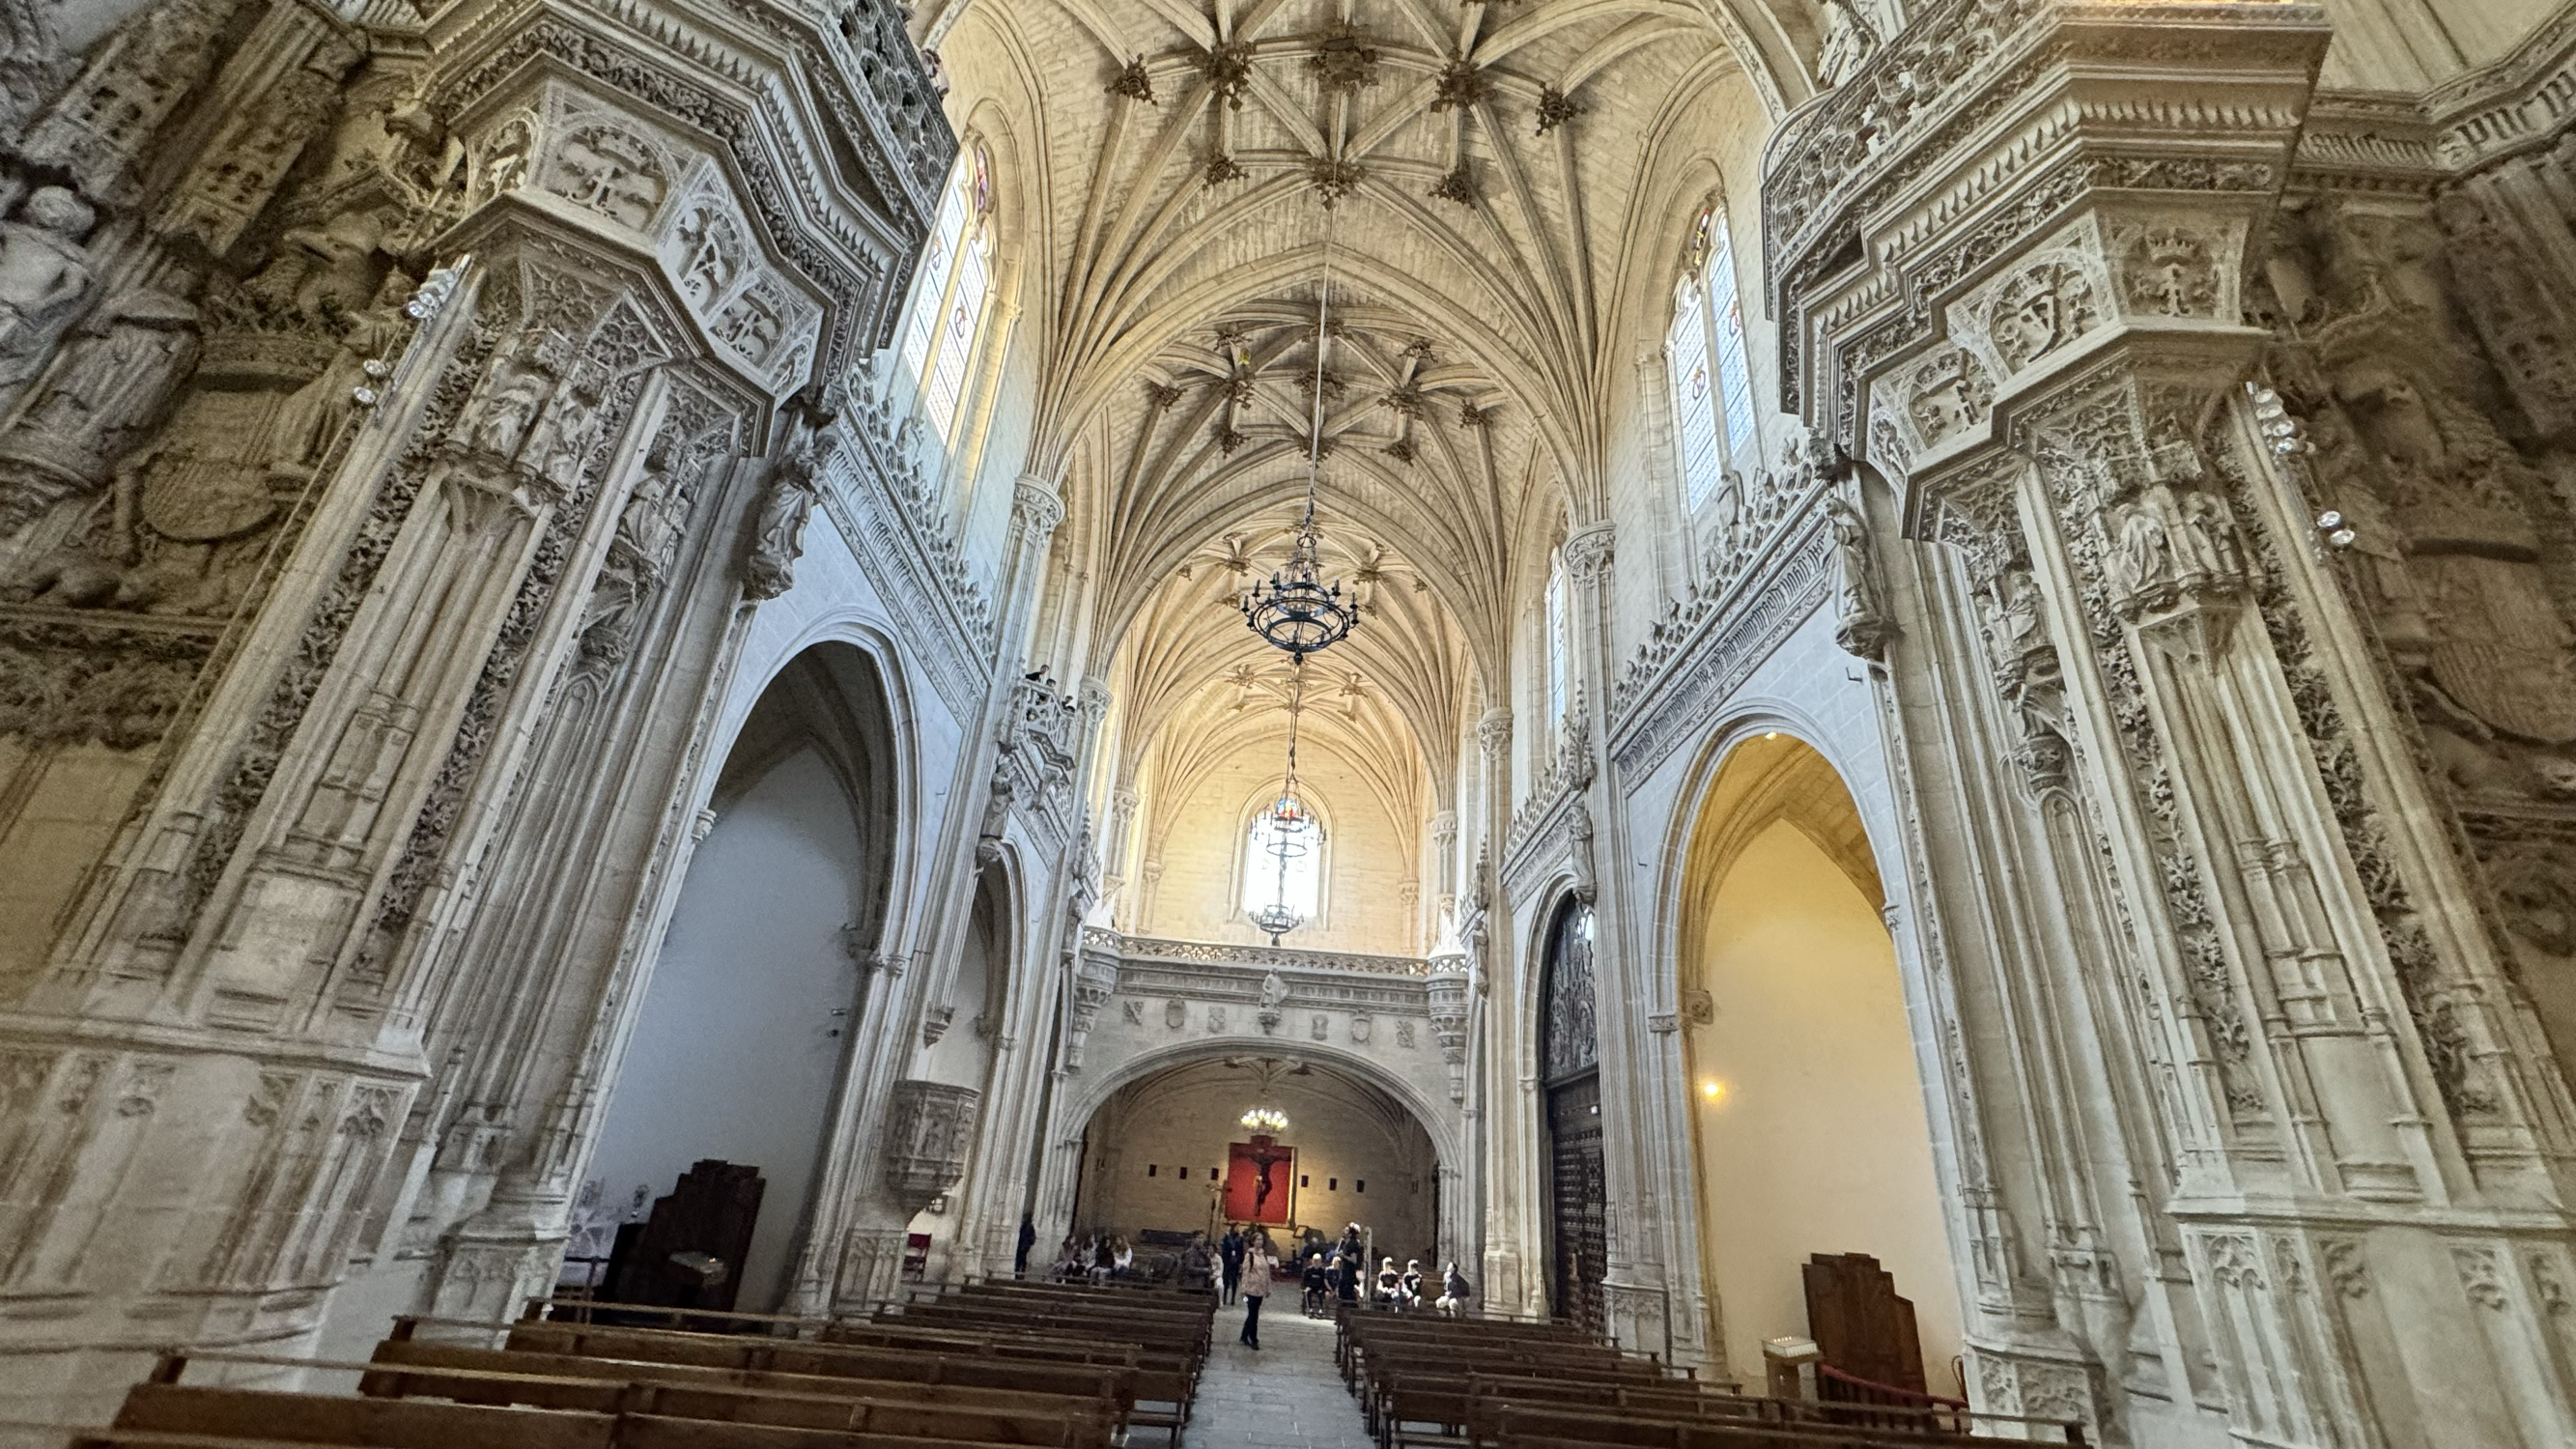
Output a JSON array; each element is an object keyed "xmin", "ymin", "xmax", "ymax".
[{"xmin": 1183, "ymin": 1297, "xmax": 1374, "ymax": 1449}]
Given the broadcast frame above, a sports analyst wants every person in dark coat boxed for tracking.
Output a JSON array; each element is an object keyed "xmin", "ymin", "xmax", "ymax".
[
  {"xmin": 1218, "ymin": 1226, "xmax": 1246, "ymax": 1305},
  {"xmin": 1014, "ymin": 1214, "xmax": 1037, "ymax": 1278}
]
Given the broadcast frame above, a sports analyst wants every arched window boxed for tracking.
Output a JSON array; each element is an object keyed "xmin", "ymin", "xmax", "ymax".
[
  {"xmin": 899, "ymin": 145, "xmax": 994, "ymax": 441},
  {"xmin": 1241, "ymin": 802, "xmax": 1325, "ymax": 925},
  {"xmin": 1667, "ymin": 204, "xmax": 1758, "ymax": 509}
]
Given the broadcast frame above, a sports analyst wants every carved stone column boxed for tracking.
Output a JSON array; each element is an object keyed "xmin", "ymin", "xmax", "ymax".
[
  {"xmin": 0, "ymin": 0, "xmax": 949, "ymax": 1409},
  {"xmin": 1775, "ymin": 2, "xmax": 2576, "ymax": 1442}
]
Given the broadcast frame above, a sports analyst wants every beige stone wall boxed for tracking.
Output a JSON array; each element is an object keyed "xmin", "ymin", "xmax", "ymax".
[
  {"xmin": 1139, "ymin": 742, "xmax": 1420, "ymax": 956},
  {"xmin": 1074, "ymin": 1059, "xmax": 1442, "ymax": 1265}
]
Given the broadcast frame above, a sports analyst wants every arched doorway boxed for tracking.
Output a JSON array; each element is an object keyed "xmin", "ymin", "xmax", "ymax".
[
  {"xmin": 1539, "ymin": 896, "xmax": 1605, "ymax": 1334},
  {"xmin": 1070, "ymin": 1056, "xmax": 1440, "ymax": 1271},
  {"xmin": 1678, "ymin": 733, "xmax": 1963, "ymax": 1395},
  {"xmin": 583, "ymin": 643, "xmax": 898, "ymax": 1313}
]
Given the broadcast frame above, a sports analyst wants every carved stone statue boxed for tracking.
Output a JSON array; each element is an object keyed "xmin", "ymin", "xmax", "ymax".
[
  {"xmin": 743, "ymin": 404, "xmax": 839, "ymax": 600},
  {"xmin": 0, "ymin": 186, "xmax": 95, "ymax": 403},
  {"xmin": 265, "ymin": 268, "xmax": 412, "ymax": 477},
  {"xmin": 1826, "ymin": 491, "xmax": 1892, "ymax": 660},
  {"xmin": 0, "ymin": 287, "xmax": 201, "ymax": 535}
]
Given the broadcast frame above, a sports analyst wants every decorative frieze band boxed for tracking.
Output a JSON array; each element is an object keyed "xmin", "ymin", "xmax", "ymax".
[{"xmin": 1610, "ymin": 520, "xmax": 1832, "ymax": 779}]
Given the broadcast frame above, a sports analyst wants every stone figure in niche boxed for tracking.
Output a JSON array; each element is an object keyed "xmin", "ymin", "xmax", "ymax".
[
  {"xmin": 2110, "ymin": 479, "xmax": 2241, "ymax": 608},
  {"xmin": 0, "ymin": 287, "xmax": 201, "ymax": 536},
  {"xmin": 1207, "ymin": 1005, "xmax": 1227, "ymax": 1033},
  {"xmin": 466, "ymin": 355, "xmax": 551, "ymax": 458},
  {"xmin": 0, "ymin": 186, "xmax": 95, "ymax": 403},
  {"xmin": 1826, "ymin": 491, "xmax": 1892, "ymax": 659},
  {"xmin": 1349, "ymin": 1014, "xmax": 1371, "ymax": 1045},
  {"xmin": 1311, "ymin": 1013, "xmax": 1328, "ymax": 1040},
  {"xmin": 1260, "ymin": 972, "xmax": 1288, "ymax": 1009},
  {"xmin": 522, "ymin": 381, "xmax": 606, "ymax": 490},
  {"xmin": 580, "ymin": 445, "xmax": 690, "ymax": 662},
  {"xmin": 743, "ymin": 401, "xmax": 838, "ymax": 599},
  {"xmin": 263, "ymin": 268, "xmax": 414, "ymax": 476}
]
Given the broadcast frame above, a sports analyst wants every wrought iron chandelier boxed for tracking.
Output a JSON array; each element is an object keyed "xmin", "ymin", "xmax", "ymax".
[
  {"xmin": 1240, "ymin": 1106, "xmax": 1289, "ymax": 1134},
  {"xmin": 1242, "ymin": 226, "xmax": 1359, "ymax": 657},
  {"xmin": 1250, "ymin": 655, "xmax": 1317, "ymax": 944}
]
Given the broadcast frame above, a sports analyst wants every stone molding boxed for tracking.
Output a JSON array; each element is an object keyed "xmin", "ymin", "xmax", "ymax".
[
  {"xmin": 1609, "ymin": 517, "xmax": 1832, "ymax": 778},
  {"xmin": 1081, "ymin": 925, "xmax": 1431, "ymax": 979}
]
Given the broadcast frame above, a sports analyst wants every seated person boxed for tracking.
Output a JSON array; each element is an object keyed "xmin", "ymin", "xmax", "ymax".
[{"xmin": 1301, "ymin": 1251, "xmax": 1330, "ymax": 1316}]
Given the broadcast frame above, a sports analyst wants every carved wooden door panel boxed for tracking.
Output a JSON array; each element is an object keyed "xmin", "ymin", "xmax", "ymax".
[
  {"xmin": 1546, "ymin": 1072, "xmax": 1606, "ymax": 1334},
  {"xmin": 1540, "ymin": 899, "xmax": 1604, "ymax": 1335}
]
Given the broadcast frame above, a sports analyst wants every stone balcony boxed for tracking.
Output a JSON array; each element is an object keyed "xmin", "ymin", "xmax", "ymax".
[{"xmin": 1066, "ymin": 927, "xmax": 1467, "ymax": 1107}]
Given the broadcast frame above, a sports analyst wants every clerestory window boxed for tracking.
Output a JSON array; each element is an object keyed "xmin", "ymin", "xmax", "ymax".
[
  {"xmin": 1667, "ymin": 204, "xmax": 1758, "ymax": 510},
  {"xmin": 899, "ymin": 145, "xmax": 994, "ymax": 442}
]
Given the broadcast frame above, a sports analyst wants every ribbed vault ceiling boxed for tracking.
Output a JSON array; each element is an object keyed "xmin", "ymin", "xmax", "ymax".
[{"xmin": 920, "ymin": 0, "xmax": 1798, "ymax": 845}]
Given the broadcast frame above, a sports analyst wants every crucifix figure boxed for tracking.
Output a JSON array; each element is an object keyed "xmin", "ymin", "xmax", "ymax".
[{"xmin": 1246, "ymin": 1133, "xmax": 1290, "ymax": 1220}]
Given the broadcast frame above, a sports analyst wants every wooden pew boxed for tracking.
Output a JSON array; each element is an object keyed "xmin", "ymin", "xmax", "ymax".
[{"xmin": 353, "ymin": 1348, "xmax": 1107, "ymax": 1445}]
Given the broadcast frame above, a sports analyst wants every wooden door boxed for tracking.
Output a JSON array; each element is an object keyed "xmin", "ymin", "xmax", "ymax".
[{"xmin": 1539, "ymin": 898, "xmax": 1604, "ymax": 1334}]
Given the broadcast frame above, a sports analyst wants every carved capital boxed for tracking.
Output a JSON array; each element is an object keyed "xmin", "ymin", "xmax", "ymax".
[
  {"xmin": 1477, "ymin": 708, "xmax": 1513, "ymax": 763},
  {"xmin": 1561, "ymin": 522, "xmax": 1615, "ymax": 584},
  {"xmin": 1012, "ymin": 476, "xmax": 1064, "ymax": 542}
]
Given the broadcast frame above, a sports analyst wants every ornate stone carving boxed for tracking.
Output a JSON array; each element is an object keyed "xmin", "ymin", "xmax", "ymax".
[
  {"xmin": 0, "ymin": 187, "xmax": 95, "ymax": 406},
  {"xmin": 882, "ymin": 1080, "xmax": 979, "ymax": 1216},
  {"xmin": 1826, "ymin": 491, "xmax": 1892, "ymax": 661},
  {"xmin": 743, "ymin": 403, "xmax": 838, "ymax": 600},
  {"xmin": 1900, "ymin": 345, "xmax": 1995, "ymax": 449},
  {"xmin": 15, "ymin": 0, "xmax": 233, "ymax": 204}
]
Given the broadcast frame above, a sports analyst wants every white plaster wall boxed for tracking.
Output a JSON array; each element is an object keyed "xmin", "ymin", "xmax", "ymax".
[
  {"xmin": 1684, "ymin": 818, "xmax": 1966, "ymax": 1394},
  {"xmin": 1143, "ymin": 743, "xmax": 1414, "ymax": 954},
  {"xmin": 920, "ymin": 875, "xmax": 1001, "ymax": 1088},
  {"xmin": 587, "ymin": 747, "xmax": 870, "ymax": 1312}
]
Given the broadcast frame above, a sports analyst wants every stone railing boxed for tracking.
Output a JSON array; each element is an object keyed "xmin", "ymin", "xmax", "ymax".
[{"xmin": 1081, "ymin": 927, "xmax": 1430, "ymax": 978}]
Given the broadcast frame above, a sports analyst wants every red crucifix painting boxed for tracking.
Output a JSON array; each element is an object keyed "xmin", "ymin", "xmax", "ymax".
[{"xmin": 1224, "ymin": 1136, "xmax": 1295, "ymax": 1225}]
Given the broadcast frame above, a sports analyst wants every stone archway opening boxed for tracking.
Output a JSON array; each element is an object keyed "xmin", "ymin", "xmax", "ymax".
[
  {"xmin": 580, "ymin": 642, "xmax": 900, "ymax": 1314},
  {"xmin": 1678, "ymin": 732, "xmax": 1966, "ymax": 1397},
  {"xmin": 1069, "ymin": 1055, "xmax": 1442, "ymax": 1276}
]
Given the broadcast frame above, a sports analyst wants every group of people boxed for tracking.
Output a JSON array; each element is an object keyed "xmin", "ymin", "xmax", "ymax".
[
  {"xmin": 1045, "ymin": 1232, "xmax": 1133, "ymax": 1284},
  {"xmin": 1204, "ymin": 1222, "xmax": 1474, "ymax": 1349},
  {"xmin": 1016, "ymin": 1215, "xmax": 1469, "ymax": 1351}
]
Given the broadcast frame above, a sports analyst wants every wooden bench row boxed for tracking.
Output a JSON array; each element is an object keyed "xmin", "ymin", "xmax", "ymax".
[
  {"xmin": 75, "ymin": 1281, "xmax": 1218, "ymax": 1449},
  {"xmin": 1337, "ymin": 1308, "xmax": 2084, "ymax": 1449}
]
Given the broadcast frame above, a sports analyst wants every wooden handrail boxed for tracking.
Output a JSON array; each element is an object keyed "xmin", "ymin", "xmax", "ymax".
[{"xmin": 1815, "ymin": 1361, "xmax": 1968, "ymax": 1410}]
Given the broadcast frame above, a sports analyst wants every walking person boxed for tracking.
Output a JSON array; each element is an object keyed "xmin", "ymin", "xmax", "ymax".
[
  {"xmin": 1218, "ymin": 1224, "xmax": 1245, "ymax": 1305},
  {"xmin": 1013, "ymin": 1213, "xmax": 1036, "ymax": 1279},
  {"xmin": 1238, "ymin": 1234, "xmax": 1276, "ymax": 1350}
]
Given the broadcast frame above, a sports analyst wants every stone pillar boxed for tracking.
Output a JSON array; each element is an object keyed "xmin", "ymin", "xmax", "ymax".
[
  {"xmin": 1774, "ymin": 1, "xmax": 2576, "ymax": 1441},
  {"xmin": 0, "ymin": 0, "xmax": 951, "ymax": 1411}
]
